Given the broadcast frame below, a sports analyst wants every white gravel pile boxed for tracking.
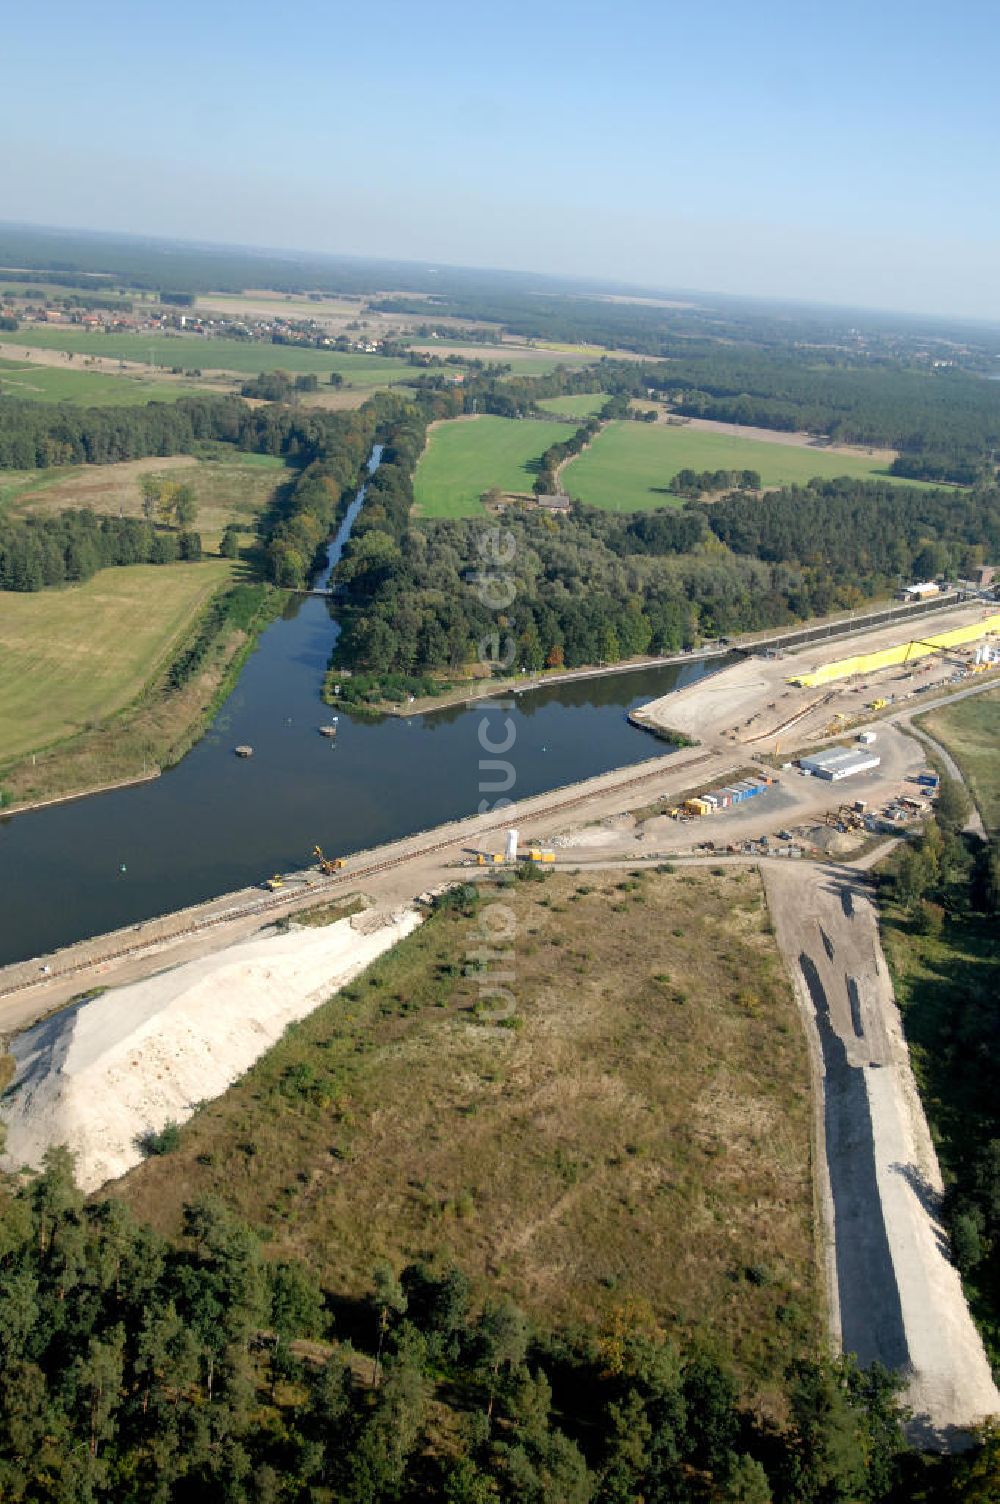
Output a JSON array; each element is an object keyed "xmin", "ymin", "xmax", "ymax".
[{"xmin": 1, "ymin": 909, "xmax": 421, "ymax": 1192}]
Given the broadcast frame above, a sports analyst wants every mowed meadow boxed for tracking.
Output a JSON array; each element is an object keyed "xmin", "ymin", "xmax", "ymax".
[
  {"xmin": 0, "ymin": 357, "xmax": 205, "ymax": 405},
  {"xmin": 9, "ymin": 327, "xmax": 419, "ymax": 386},
  {"xmin": 413, "ymin": 414, "xmax": 574, "ymax": 516},
  {"xmin": 536, "ymin": 392, "xmax": 608, "ymax": 418},
  {"xmin": 0, "ymin": 561, "xmax": 233, "ymax": 767},
  {"xmin": 561, "ymin": 419, "xmax": 906, "ymax": 510}
]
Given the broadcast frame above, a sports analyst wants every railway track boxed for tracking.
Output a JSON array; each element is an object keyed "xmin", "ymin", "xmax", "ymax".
[{"xmin": 0, "ymin": 749, "xmax": 723, "ymax": 1006}]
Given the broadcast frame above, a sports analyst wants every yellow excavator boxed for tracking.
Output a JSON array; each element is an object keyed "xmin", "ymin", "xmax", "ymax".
[{"xmin": 313, "ymin": 844, "xmax": 346, "ymax": 874}]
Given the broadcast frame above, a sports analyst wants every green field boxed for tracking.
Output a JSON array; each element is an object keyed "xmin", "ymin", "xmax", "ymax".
[
  {"xmin": 919, "ymin": 688, "xmax": 1000, "ymax": 830},
  {"xmin": 536, "ymin": 392, "xmax": 606, "ymax": 417},
  {"xmin": 8, "ymin": 328, "xmax": 420, "ymax": 384},
  {"xmin": 413, "ymin": 415, "xmax": 574, "ymax": 516},
  {"xmin": 562, "ymin": 420, "xmax": 906, "ymax": 511},
  {"xmin": 0, "ymin": 358, "xmax": 205, "ymax": 406},
  {"xmin": 0, "ymin": 560, "xmax": 234, "ymax": 767}
]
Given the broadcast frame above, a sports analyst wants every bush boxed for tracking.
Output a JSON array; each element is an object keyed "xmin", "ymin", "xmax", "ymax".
[
  {"xmin": 139, "ymin": 1120, "xmax": 182, "ymax": 1156},
  {"xmin": 910, "ymin": 898, "xmax": 944, "ymax": 936}
]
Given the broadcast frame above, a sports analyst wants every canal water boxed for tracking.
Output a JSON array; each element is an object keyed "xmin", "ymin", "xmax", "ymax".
[{"xmin": 0, "ymin": 450, "xmax": 725, "ymax": 967}]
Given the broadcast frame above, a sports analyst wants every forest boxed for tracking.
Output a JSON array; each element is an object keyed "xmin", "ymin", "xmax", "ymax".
[
  {"xmin": 0, "ymin": 1143, "xmax": 992, "ymax": 1503},
  {"xmin": 330, "ymin": 432, "xmax": 999, "ymax": 705}
]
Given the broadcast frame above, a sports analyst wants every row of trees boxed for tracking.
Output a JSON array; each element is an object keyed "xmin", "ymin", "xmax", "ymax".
[
  {"xmin": 0, "ymin": 510, "xmax": 201, "ymax": 592},
  {"xmin": 531, "ymin": 398, "xmax": 629, "ymax": 495},
  {"xmin": 0, "ymin": 1144, "xmax": 987, "ymax": 1501}
]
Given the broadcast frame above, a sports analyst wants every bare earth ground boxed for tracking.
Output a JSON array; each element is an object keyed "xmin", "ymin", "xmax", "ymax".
[{"xmin": 632, "ymin": 602, "xmax": 997, "ymax": 750}]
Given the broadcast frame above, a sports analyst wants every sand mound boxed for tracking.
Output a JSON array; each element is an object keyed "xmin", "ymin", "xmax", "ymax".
[{"xmin": 1, "ymin": 908, "xmax": 421, "ymax": 1192}]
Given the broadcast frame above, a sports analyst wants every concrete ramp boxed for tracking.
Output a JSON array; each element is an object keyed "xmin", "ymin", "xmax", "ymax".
[{"xmin": 765, "ymin": 863, "xmax": 999, "ymax": 1446}]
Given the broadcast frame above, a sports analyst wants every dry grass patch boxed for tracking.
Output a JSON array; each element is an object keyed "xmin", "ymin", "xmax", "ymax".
[
  {"xmin": 5, "ymin": 452, "xmax": 288, "ymax": 552},
  {"xmin": 113, "ymin": 868, "xmax": 819, "ymax": 1391}
]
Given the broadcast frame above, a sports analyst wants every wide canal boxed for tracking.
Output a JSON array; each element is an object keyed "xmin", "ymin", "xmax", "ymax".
[{"xmin": 0, "ymin": 451, "xmax": 726, "ymax": 966}]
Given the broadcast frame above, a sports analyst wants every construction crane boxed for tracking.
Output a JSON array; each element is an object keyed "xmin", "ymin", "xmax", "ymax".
[{"xmin": 313, "ymin": 844, "xmax": 346, "ymax": 874}]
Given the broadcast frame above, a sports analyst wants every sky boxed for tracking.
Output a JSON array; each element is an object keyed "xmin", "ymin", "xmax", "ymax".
[{"xmin": 3, "ymin": 0, "xmax": 1000, "ymax": 319}]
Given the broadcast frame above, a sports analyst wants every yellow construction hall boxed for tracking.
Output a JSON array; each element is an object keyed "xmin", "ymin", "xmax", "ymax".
[{"xmin": 787, "ymin": 614, "xmax": 1000, "ymax": 688}]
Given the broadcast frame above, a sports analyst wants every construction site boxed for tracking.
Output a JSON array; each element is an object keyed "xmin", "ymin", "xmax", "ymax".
[
  {"xmin": 631, "ymin": 599, "xmax": 999, "ymax": 755},
  {"xmin": 0, "ymin": 597, "xmax": 998, "ymax": 1445}
]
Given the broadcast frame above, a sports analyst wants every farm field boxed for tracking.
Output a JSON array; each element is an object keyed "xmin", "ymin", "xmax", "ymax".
[
  {"xmin": 0, "ymin": 560, "xmax": 233, "ymax": 768},
  {"xmin": 3, "ymin": 451, "xmax": 289, "ymax": 552},
  {"xmin": 919, "ymin": 688, "xmax": 1000, "ymax": 830},
  {"xmin": 9, "ymin": 327, "xmax": 419, "ymax": 384},
  {"xmin": 536, "ymin": 392, "xmax": 607, "ymax": 417},
  {"xmin": 113, "ymin": 867, "xmax": 819, "ymax": 1389},
  {"xmin": 562, "ymin": 419, "xmax": 907, "ymax": 511},
  {"xmin": 413, "ymin": 414, "xmax": 573, "ymax": 516},
  {"xmin": 0, "ymin": 357, "xmax": 204, "ymax": 405}
]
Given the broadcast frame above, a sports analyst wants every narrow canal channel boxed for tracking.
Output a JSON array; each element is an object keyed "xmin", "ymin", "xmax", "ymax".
[{"xmin": 0, "ymin": 449, "xmax": 727, "ymax": 967}]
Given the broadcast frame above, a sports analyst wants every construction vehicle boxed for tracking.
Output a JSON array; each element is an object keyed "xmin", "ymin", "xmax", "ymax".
[
  {"xmin": 263, "ymin": 874, "xmax": 284, "ymax": 891},
  {"xmin": 870, "ymin": 698, "xmax": 888, "ymax": 711},
  {"xmin": 313, "ymin": 844, "xmax": 346, "ymax": 874}
]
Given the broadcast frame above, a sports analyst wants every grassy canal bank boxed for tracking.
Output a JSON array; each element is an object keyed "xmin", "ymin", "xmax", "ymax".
[{"xmin": 0, "ymin": 574, "xmax": 287, "ymax": 811}]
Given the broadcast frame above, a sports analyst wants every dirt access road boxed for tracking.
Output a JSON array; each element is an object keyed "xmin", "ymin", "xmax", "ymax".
[{"xmin": 765, "ymin": 860, "xmax": 999, "ymax": 1444}]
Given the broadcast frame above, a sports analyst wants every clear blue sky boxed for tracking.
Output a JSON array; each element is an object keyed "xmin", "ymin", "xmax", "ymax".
[{"xmin": 4, "ymin": 0, "xmax": 1000, "ymax": 319}]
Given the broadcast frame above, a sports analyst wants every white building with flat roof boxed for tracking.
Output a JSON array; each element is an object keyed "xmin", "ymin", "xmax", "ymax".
[{"xmin": 799, "ymin": 747, "xmax": 882, "ymax": 781}]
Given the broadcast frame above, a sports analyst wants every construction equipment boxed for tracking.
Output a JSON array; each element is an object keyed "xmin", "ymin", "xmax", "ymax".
[
  {"xmin": 264, "ymin": 875, "xmax": 284, "ymax": 891},
  {"xmin": 313, "ymin": 844, "xmax": 346, "ymax": 874}
]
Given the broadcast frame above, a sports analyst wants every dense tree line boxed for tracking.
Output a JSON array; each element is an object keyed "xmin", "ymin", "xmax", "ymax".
[
  {"xmin": 0, "ymin": 394, "xmax": 385, "ymax": 472},
  {"xmin": 0, "ymin": 510, "xmax": 201, "ymax": 592},
  {"xmin": 885, "ymin": 787, "xmax": 1000, "ymax": 1361},
  {"xmin": 331, "ymin": 461, "xmax": 999, "ymax": 703},
  {"xmin": 0, "ymin": 1145, "xmax": 988, "ymax": 1501}
]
